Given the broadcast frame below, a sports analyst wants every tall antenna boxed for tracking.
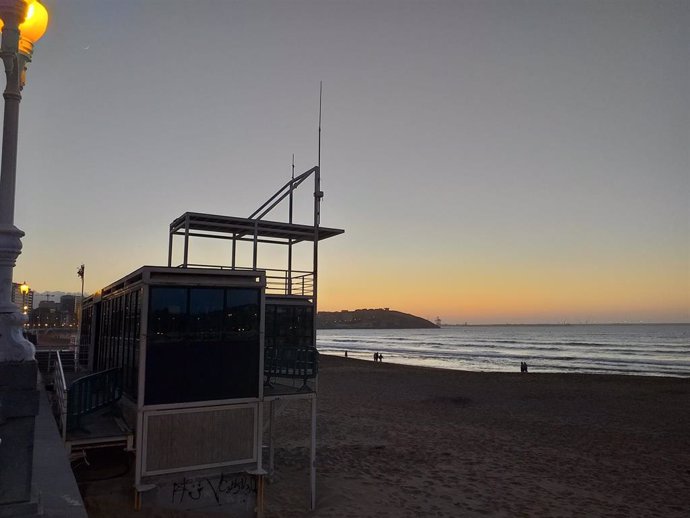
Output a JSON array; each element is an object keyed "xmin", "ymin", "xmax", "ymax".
[
  {"xmin": 288, "ymin": 154, "xmax": 295, "ymax": 294},
  {"xmin": 318, "ymin": 81, "xmax": 322, "ymax": 169},
  {"xmin": 289, "ymin": 154, "xmax": 295, "ymax": 224}
]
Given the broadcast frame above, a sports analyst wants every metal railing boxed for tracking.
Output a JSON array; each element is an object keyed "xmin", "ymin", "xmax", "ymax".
[
  {"xmin": 35, "ymin": 346, "xmax": 76, "ymax": 375},
  {"xmin": 54, "ymin": 352, "xmax": 68, "ymax": 441},
  {"xmin": 178, "ymin": 264, "xmax": 314, "ymax": 297},
  {"xmin": 66, "ymin": 367, "xmax": 122, "ymax": 431},
  {"xmin": 264, "ymin": 346, "xmax": 319, "ymax": 385},
  {"xmin": 265, "ymin": 271, "xmax": 313, "ymax": 296}
]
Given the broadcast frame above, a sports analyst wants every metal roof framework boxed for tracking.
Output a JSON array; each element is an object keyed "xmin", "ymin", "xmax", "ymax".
[{"xmin": 167, "ymin": 165, "xmax": 344, "ymax": 298}]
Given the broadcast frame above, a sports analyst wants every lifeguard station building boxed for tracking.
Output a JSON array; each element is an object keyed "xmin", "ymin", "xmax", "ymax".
[{"xmin": 53, "ymin": 166, "xmax": 342, "ymax": 514}]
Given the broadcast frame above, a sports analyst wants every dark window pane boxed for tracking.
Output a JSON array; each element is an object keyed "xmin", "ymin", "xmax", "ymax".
[
  {"xmin": 189, "ymin": 288, "xmax": 223, "ymax": 341},
  {"xmin": 265, "ymin": 305, "xmax": 276, "ymax": 348},
  {"xmin": 265, "ymin": 304, "xmax": 314, "ymax": 348},
  {"xmin": 274, "ymin": 306, "xmax": 291, "ymax": 346},
  {"xmin": 224, "ymin": 289, "xmax": 260, "ymax": 340},
  {"xmin": 145, "ymin": 286, "xmax": 260, "ymax": 405},
  {"xmin": 149, "ymin": 287, "xmax": 187, "ymax": 344}
]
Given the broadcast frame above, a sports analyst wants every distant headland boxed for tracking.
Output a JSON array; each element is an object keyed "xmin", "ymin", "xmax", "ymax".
[{"xmin": 316, "ymin": 308, "xmax": 439, "ymax": 329}]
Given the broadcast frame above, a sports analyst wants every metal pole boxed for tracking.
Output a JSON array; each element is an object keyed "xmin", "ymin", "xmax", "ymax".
[
  {"xmin": 182, "ymin": 214, "xmax": 190, "ymax": 267},
  {"xmin": 269, "ymin": 400, "xmax": 275, "ymax": 478},
  {"xmin": 252, "ymin": 220, "xmax": 258, "ymax": 270},
  {"xmin": 167, "ymin": 227, "xmax": 173, "ymax": 267},
  {"xmin": 0, "ymin": 2, "xmax": 34, "ymax": 361},
  {"xmin": 310, "ymin": 86, "xmax": 323, "ymax": 510},
  {"xmin": 76, "ymin": 264, "xmax": 84, "ymax": 370},
  {"xmin": 0, "ymin": 4, "xmax": 43, "ymax": 513},
  {"xmin": 310, "ymin": 395, "xmax": 317, "ymax": 510},
  {"xmin": 287, "ymin": 155, "xmax": 294, "ymax": 294}
]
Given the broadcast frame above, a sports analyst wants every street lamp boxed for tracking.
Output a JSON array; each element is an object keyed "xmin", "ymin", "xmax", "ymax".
[
  {"xmin": 19, "ymin": 279, "xmax": 28, "ymax": 314},
  {"xmin": 0, "ymin": 1, "xmax": 48, "ymax": 362}
]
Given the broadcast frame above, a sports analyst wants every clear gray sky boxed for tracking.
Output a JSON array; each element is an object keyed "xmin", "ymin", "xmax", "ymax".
[{"xmin": 14, "ymin": 0, "xmax": 689, "ymax": 323}]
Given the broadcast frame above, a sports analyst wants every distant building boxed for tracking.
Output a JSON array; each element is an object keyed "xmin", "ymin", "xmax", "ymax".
[
  {"xmin": 31, "ymin": 301, "xmax": 61, "ymax": 327},
  {"xmin": 60, "ymin": 295, "xmax": 77, "ymax": 325}
]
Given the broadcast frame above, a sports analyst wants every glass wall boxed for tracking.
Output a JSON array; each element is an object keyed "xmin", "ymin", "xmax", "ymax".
[
  {"xmin": 94, "ymin": 289, "xmax": 141, "ymax": 399},
  {"xmin": 79, "ymin": 304, "xmax": 94, "ymax": 367},
  {"xmin": 145, "ymin": 286, "xmax": 260, "ymax": 406},
  {"xmin": 264, "ymin": 303, "xmax": 313, "ymax": 349}
]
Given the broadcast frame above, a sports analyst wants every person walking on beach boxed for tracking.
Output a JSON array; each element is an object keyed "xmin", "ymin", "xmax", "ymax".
[{"xmin": 373, "ymin": 352, "xmax": 378, "ymax": 362}]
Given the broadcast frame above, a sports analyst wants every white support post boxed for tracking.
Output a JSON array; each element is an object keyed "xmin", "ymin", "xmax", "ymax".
[
  {"xmin": 269, "ymin": 399, "xmax": 275, "ymax": 478},
  {"xmin": 310, "ymin": 395, "xmax": 317, "ymax": 510}
]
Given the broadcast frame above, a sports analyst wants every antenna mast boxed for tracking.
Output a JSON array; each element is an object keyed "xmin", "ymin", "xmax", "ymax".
[
  {"xmin": 310, "ymin": 80, "xmax": 323, "ymax": 512},
  {"xmin": 318, "ymin": 81, "xmax": 322, "ymax": 169},
  {"xmin": 287, "ymin": 154, "xmax": 295, "ymax": 294}
]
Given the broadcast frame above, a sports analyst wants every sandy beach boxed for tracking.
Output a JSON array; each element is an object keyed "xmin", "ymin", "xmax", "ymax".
[
  {"xmin": 264, "ymin": 355, "xmax": 690, "ymax": 517},
  {"xmin": 77, "ymin": 355, "xmax": 690, "ymax": 517}
]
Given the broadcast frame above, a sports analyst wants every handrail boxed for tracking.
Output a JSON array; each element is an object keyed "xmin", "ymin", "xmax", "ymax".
[
  {"xmin": 264, "ymin": 346, "xmax": 319, "ymax": 385},
  {"xmin": 54, "ymin": 352, "xmax": 68, "ymax": 441},
  {"xmin": 67, "ymin": 367, "xmax": 122, "ymax": 431},
  {"xmin": 173, "ymin": 264, "xmax": 315, "ymax": 297}
]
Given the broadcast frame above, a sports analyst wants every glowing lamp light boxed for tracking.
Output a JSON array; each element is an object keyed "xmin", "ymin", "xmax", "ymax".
[
  {"xmin": 19, "ymin": 281, "xmax": 29, "ymax": 295},
  {"xmin": 20, "ymin": 1, "xmax": 49, "ymax": 43},
  {"xmin": 0, "ymin": 1, "xmax": 49, "ymax": 55}
]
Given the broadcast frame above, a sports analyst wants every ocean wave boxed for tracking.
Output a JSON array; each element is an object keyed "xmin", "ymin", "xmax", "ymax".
[{"xmin": 317, "ymin": 324, "xmax": 690, "ymax": 377}]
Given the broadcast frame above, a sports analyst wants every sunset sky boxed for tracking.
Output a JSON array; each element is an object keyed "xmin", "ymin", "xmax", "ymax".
[{"xmin": 12, "ymin": 0, "xmax": 689, "ymax": 324}]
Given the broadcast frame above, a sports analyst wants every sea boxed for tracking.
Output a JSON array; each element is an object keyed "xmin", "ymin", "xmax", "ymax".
[{"xmin": 317, "ymin": 324, "xmax": 690, "ymax": 378}]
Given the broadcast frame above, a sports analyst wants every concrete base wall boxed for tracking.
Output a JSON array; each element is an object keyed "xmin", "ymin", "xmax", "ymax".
[{"xmin": 0, "ymin": 361, "xmax": 38, "ymax": 506}]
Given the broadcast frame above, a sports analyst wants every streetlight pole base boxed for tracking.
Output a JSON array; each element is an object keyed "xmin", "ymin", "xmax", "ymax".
[
  {"xmin": 0, "ymin": 222, "xmax": 33, "ymax": 362},
  {"xmin": 0, "ymin": 310, "xmax": 32, "ymax": 362}
]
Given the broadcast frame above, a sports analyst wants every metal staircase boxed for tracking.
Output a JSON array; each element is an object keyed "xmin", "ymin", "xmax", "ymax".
[
  {"xmin": 66, "ymin": 367, "xmax": 123, "ymax": 431},
  {"xmin": 52, "ymin": 353, "xmax": 129, "ymax": 456}
]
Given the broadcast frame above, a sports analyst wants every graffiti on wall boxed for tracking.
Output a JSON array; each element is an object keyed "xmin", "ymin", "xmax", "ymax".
[{"xmin": 170, "ymin": 472, "xmax": 257, "ymax": 507}]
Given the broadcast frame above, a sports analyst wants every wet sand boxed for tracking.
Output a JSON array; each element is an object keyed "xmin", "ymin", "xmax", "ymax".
[{"xmin": 76, "ymin": 355, "xmax": 690, "ymax": 517}]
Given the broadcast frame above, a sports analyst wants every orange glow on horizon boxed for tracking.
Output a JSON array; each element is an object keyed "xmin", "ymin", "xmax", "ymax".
[{"xmin": 317, "ymin": 252, "xmax": 689, "ymax": 323}]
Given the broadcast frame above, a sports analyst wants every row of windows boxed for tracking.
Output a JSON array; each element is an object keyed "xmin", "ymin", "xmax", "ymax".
[
  {"xmin": 148, "ymin": 287, "xmax": 259, "ymax": 344},
  {"xmin": 96, "ymin": 290, "xmax": 141, "ymax": 399},
  {"xmin": 85, "ymin": 285, "xmax": 314, "ymax": 406},
  {"xmin": 145, "ymin": 287, "xmax": 261, "ymax": 405}
]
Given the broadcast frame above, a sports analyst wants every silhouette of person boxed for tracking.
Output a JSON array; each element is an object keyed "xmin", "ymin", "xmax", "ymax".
[
  {"xmin": 373, "ymin": 352, "xmax": 378, "ymax": 362},
  {"xmin": 344, "ymin": 351, "xmax": 348, "ymax": 358}
]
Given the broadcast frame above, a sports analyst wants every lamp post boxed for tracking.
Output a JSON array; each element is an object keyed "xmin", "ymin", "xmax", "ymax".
[
  {"xmin": 19, "ymin": 279, "xmax": 28, "ymax": 314},
  {"xmin": 0, "ymin": 2, "xmax": 48, "ymax": 514},
  {"xmin": 0, "ymin": 0, "xmax": 47, "ymax": 362}
]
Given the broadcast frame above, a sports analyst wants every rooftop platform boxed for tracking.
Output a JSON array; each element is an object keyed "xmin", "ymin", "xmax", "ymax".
[{"xmin": 170, "ymin": 212, "xmax": 344, "ymax": 244}]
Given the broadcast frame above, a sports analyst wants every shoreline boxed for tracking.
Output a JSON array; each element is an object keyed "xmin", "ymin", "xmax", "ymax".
[{"xmin": 320, "ymin": 351, "xmax": 690, "ymax": 379}]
